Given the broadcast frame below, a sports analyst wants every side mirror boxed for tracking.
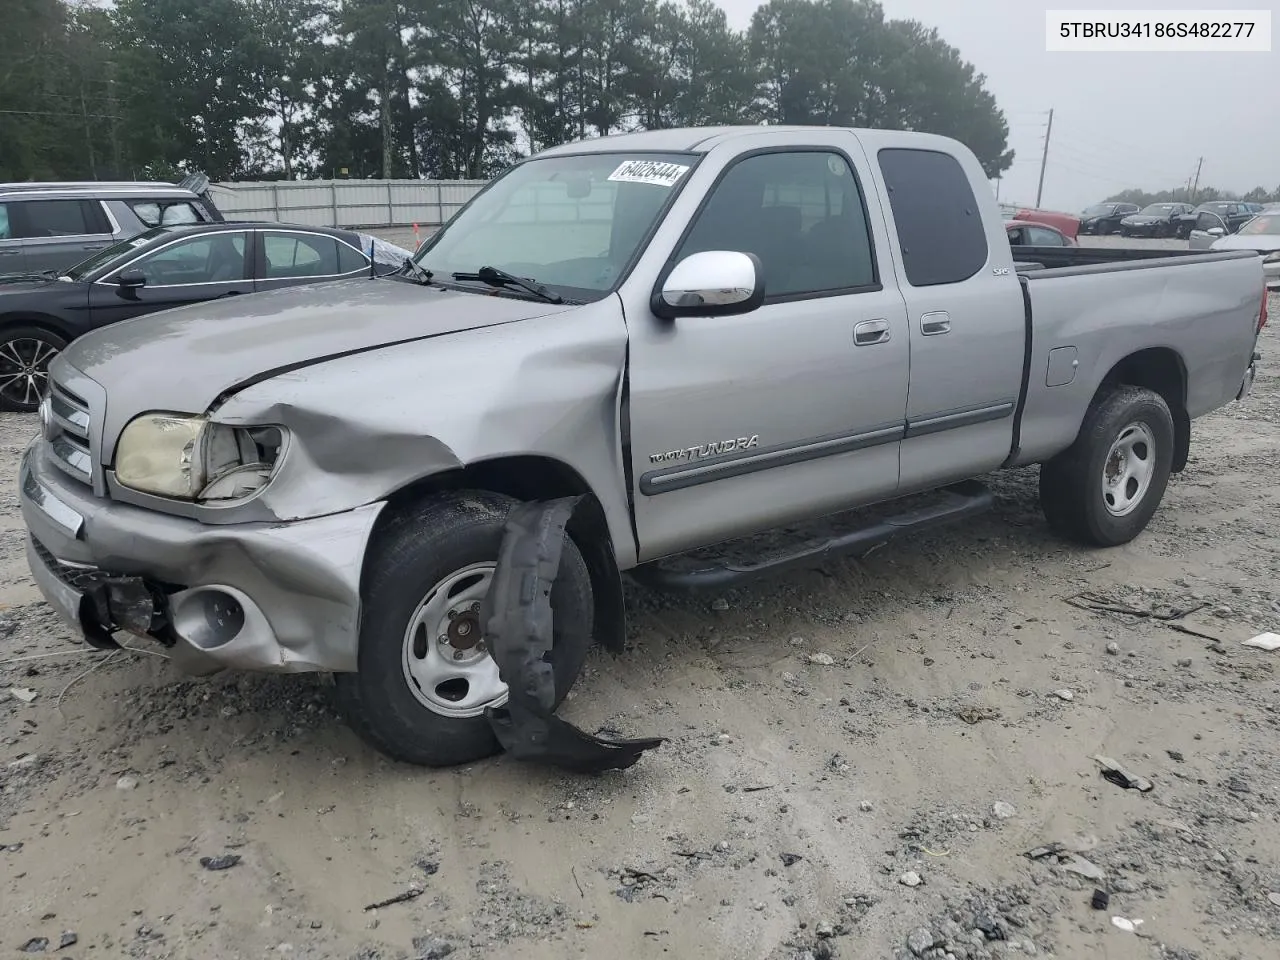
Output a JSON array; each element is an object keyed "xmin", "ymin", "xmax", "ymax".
[
  {"xmin": 1207, "ymin": 227, "xmax": 1226, "ymax": 237},
  {"xmin": 653, "ymin": 250, "xmax": 764, "ymax": 319},
  {"xmin": 116, "ymin": 268, "xmax": 146, "ymax": 289}
]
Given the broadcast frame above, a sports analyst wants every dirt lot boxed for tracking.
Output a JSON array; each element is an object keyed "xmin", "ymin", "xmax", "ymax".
[{"xmin": 2, "ymin": 238, "xmax": 1278, "ymax": 960}]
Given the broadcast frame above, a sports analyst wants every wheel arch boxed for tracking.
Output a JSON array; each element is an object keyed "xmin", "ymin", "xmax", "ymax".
[
  {"xmin": 1093, "ymin": 346, "xmax": 1190, "ymax": 473},
  {"xmin": 378, "ymin": 455, "xmax": 627, "ymax": 654},
  {"xmin": 0, "ymin": 312, "xmax": 73, "ymax": 340}
]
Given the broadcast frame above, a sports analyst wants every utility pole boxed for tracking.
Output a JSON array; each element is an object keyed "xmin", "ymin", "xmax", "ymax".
[
  {"xmin": 995, "ymin": 176, "xmax": 1002, "ymax": 201},
  {"xmin": 1190, "ymin": 156, "xmax": 1203, "ymax": 202},
  {"xmin": 1035, "ymin": 108, "xmax": 1054, "ymax": 208}
]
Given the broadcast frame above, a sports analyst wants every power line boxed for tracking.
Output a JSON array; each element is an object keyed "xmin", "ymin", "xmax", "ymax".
[
  {"xmin": 1050, "ymin": 139, "xmax": 1190, "ymax": 185},
  {"xmin": 1048, "ymin": 159, "xmax": 1147, "ymax": 188}
]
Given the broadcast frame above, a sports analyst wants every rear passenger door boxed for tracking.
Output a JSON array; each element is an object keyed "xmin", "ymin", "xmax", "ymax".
[
  {"xmin": 254, "ymin": 230, "xmax": 370, "ymax": 291},
  {"xmin": 12, "ymin": 199, "xmax": 114, "ymax": 273},
  {"xmin": 872, "ymin": 146, "xmax": 1027, "ymax": 493},
  {"xmin": 0, "ymin": 202, "xmax": 25, "ymax": 275},
  {"xmin": 624, "ymin": 139, "xmax": 911, "ymax": 560}
]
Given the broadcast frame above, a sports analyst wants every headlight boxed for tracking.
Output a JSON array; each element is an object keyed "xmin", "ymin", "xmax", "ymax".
[
  {"xmin": 1264, "ymin": 252, "xmax": 1280, "ymax": 263},
  {"xmin": 114, "ymin": 413, "xmax": 285, "ymax": 502}
]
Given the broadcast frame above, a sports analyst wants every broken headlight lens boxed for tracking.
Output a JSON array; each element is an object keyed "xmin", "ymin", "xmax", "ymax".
[{"xmin": 114, "ymin": 413, "xmax": 285, "ymax": 502}]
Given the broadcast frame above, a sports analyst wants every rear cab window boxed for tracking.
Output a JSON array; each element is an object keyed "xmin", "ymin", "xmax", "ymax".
[{"xmin": 877, "ymin": 148, "xmax": 988, "ymax": 286}]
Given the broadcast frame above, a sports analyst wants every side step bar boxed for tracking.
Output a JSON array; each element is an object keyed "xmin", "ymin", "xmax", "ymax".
[{"xmin": 630, "ymin": 480, "xmax": 994, "ymax": 591}]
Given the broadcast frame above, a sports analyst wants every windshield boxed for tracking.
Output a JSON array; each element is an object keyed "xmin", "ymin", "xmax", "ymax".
[
  {"xmin": 413, "ymin": 152, "xmax": 695, "ymax": 300},
  {"xmin": 1140, "ymin": 204, "xmax": 1176, "ymax": 214},
  {"xmin": 1083, "ymin": 204, "xmax": 1113, "ymax": 215},
  {"xmin": 64, "ymin": 227, "xmax": 169, "ymax": 280},
  {"xmin": 1237, "ymin": 214, "xmax": 1280, "ymax": 236}
]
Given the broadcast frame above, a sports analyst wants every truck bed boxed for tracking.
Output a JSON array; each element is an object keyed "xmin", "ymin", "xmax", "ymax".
[
  {"xmin": 1009, "ymin": 244, "xmax": 1259, "ymax": 273},
  {"xmin": 1007, "ymin": 244, "xmax": 1264, "ymax": 470}
]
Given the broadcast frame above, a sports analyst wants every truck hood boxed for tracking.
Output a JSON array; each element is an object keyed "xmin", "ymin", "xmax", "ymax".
[{"xmin": 59, "ymin": 276, "xmax": 574, "ymax": 427}]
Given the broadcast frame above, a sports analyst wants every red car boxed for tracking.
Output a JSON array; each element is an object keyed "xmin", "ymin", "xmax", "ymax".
[
  {"xmin": 1005, "ymin": 219, "xmax": 1076, "ymax": 247},
  {"xmin": 1012, "ymin": 207, "xmax": 1081, "ymax": 241}
]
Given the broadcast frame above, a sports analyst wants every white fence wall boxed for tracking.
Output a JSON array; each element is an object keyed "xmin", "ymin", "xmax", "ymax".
[{"xmin": 212, "ymin": 179, "xmax": 489, "ymax": 228}]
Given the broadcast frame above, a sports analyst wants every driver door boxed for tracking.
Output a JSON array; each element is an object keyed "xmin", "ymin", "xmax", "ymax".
[
  {"xmin": 1188, "ymin": 212, "xmax": 1226, "ymax": 250},
  {"xmin": 88, "ymin": 230, "xmax": 253, "ymax": 328},
  {"xmin": 622, "ymin": 137, "xmax": 911, "ymax": 560}
]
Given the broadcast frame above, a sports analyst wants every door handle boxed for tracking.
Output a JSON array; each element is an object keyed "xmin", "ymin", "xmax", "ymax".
[
  {"xmin": 920, "ymin": 311, "xmax": 951, "ymax": 336},
  {"xmin": 0, "ymin": 249, "xmax": 20, "ymax": 256},
  {"xmin": 853, "ymin": 318, "xmax": 891, "ymax": 346}
]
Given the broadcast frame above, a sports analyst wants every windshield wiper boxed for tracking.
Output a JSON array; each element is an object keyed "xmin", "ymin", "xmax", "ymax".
[
  {"xmin": 0, "ymin": 269, "xmax": 59, "ymax": 285},
  {"xmin": 399, "ymin": 258, "xmax": 435, "ymax": 286},
  {"xmin": 451, "ymin": 265, "xmax": 563, "ymax": 304}
]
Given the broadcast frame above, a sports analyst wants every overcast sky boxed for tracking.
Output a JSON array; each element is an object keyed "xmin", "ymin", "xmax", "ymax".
[{"xmin": 716, "ymin": 0, "xmax": 1278, "ymax": 211}]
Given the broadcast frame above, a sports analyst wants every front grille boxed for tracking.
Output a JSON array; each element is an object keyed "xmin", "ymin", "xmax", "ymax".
[
  {"xmin": 32, "ymin": 537, "xmax": 108, "ymax": 594},
  {"xmin": 46, "ymin": 379, "xmax": 93, "ymax": 487}
]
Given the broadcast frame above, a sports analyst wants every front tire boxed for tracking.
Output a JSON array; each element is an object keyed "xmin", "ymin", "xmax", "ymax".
[
  {"xmin": 1039, "ymin": 386, "xmax": 1175, "ymax": 547},
  {"xmin": 0, "ymin": 326, "xmax": 66, "ymax": 413},
  {"xmin": 334, "ymin": 490, "xmax": 595, "ymax": 767}
]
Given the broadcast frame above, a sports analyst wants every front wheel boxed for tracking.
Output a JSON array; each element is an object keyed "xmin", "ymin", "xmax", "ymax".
[
  {"xmin": 1039, "ymin": 386, "xmax": 1175, "ymax": 547},
  {"xmin": 334, "ymin": 490, "xmax": 595, "ymax": 766},
  {"xmin": 0, "ymin": 326, "xmax": 66, "ymax": 413}
]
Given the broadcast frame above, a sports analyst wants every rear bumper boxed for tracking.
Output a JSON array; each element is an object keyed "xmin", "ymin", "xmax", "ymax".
[{"xmin": 19, "ymin": 439, "xmax": 383, "ymax": 675}]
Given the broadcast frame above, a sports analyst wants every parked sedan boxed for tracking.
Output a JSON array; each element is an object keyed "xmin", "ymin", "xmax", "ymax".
[
  {"xmin": 1206, "ymin": 211, "xmax": 1280, "ymax": 290},
  {"xmin": 0, "ymin": 222, "xmax": 410, "ymax": 411},
  {"xmin": 1006, "ymin": 220, "xmax": 1075, "ymax": 246},
  {"xmin": 1079, "ymin": 201, "xmax": 1139, "ymax": 235},
  {"xmin": 1119, "ymin": 202, "xmax": 1194, "ymax": 238}
]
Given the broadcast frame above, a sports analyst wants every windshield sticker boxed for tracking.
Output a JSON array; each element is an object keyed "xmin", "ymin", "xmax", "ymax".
[{"xmin": 607, "ymin": 160, "xmax": 690, "ymax": 188}]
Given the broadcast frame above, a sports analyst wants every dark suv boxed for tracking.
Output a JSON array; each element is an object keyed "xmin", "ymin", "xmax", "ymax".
[{"xmin": 0, "ymin": 175, "xmax": 223, "ymax": 276}]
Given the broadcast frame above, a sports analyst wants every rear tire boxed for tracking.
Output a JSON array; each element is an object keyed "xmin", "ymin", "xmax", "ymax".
[
  {"xmin": 0, "ymin": 325, "xmax": 66, "ymax": 413},
  {"xmin": 1039, "ymin": 386, "xmax": 1175, "ymax": 547},
  {"xmin": 334, "ymin": 490, "xmax": 595, "ymax": 767}
]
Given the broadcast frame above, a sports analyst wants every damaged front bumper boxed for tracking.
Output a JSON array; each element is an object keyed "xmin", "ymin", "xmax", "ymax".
[{"xmin": 19, "ymin": 439, "xmax": 382, "ymax": 675}]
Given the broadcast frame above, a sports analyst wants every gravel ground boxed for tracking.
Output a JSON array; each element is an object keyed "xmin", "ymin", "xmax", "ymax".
[{"xmin": 2, "ymin": 237, "xmax": 1278, "ymax": 960}]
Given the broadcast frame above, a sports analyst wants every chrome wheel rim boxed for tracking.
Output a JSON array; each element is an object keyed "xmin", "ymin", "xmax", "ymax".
[
  {"xmin": 400, "ymin": 562, "xmax": 508, "ymax": 718},
  {"xmin": 0, "ymin": 338, "xmax": 58, "ymax": 409},
  {"xmin": 1101, "ymin": 421, "xmax": 1156, "ymax": 517}
]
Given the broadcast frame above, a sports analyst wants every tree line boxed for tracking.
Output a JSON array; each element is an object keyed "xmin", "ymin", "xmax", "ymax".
[
  {"xmin": 1106, "ymin": 185, "xmax": 1280, "ymax": 208},
  {"xmin": 1, "ymin": 0, "xmax": 1014, "ymax": 184}
]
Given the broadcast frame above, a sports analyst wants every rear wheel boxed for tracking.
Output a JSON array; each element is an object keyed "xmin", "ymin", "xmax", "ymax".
[
  {"xmin": 0, "ymin": 326, "xmax": 65, "ymax": 413},
  {"xmin": 334, "ymin": 490, "xmax": 594, "ymax": 767},
  {"xmin": 1039, "ymin": 386, "xmax": 1175, "ymax": 547}
]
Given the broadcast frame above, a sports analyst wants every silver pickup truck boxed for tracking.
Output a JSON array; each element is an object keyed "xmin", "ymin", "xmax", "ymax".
[{"xmin": 19, "ymin": 126, "xmax": 1268, "ymax": 767}]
